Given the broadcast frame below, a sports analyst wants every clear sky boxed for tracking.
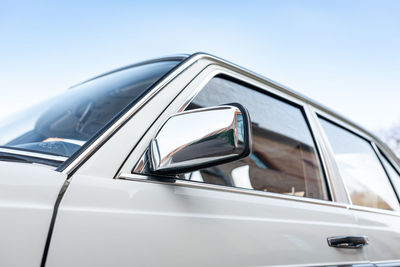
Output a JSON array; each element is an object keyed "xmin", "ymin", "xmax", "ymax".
[{"xmin": 1, "ymin": 0, "xmax": 399, "ymax": 134}]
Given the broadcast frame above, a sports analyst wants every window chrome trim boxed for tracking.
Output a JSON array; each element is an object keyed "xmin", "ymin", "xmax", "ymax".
[
  {"xmin": 118, "ymin": 173, "xmax": 348, "ymax": 208},
  {"xmin": 314, "ymin": 108, "xmax": 385, "ymax": 148},
  {"xmin": 169, "ymin": 68, "xmax": 334, "ymax": 202},
  {"xmin": 0, "ymin": 147, "xmax": 68, "ymax": 162},
  {"xmin": 132, "ymin": 66, "xmax": 336, "ymax": 203},
  {"xmin": 304, "ymin": 105, "xmax": 336, "ymax": 202},
  {"xmin": 176, "ymin": 68, "xmax": 315, "ymax": 114},
  {"xmin": 309, "ymin": 107, "xmax": 353, "ymax": 205}
]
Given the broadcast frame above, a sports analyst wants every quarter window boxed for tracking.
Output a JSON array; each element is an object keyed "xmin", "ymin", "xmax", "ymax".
[
  {"xmin": 319, "ymin": 118, "xmax": 400, "ymax": 210},
  {"xmin": 183, "ymin": 76, "xmax": 329, "ymax": 200}
]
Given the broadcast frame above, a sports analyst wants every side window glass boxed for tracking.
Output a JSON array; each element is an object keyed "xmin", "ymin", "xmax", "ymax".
[
  {"xmin": 184, "ymin": 76, "xmax": 329, "ymax": 200},
  {"xmin": 378, "ymin": 150, "xmax": 400, "ymax": 198},
  {"xmin": 319, "ymin": 118, "xmax": 400, "ymax": 210}
]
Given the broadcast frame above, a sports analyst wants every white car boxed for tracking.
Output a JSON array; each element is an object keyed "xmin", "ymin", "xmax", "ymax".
[{"xmin": 1, "ymin": 53, "xmax": 399, "ymax": 267}]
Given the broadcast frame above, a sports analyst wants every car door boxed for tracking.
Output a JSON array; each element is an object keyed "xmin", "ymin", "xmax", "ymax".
[
  {"xmin": 316, "ymin": 112, "xmax": 400, "ymax": 266},
  {"xmin": 46, "ymin": 62, "xmax": 370, "ymax": 266},
  {"xmin": 0, "ymin": 157, "xmax": 66, "ymax": 267}
]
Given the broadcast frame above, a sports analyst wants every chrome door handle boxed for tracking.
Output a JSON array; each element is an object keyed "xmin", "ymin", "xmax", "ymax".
[{"xmin": 327, "ymin": 236, "xmax": 368, "ymax": 248}]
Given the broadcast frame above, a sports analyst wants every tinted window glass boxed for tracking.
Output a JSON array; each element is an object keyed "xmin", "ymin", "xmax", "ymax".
[
  {"xmin": 319, "ymin": 118, "xmax": 400, "ymax": 210},
  {"xmin": 0, "ymin": 61, "xmax": 179, "ymax": 157},
  {"xmin": 184, "ymin": 77, "xmax": 328, "ymax": 200}
]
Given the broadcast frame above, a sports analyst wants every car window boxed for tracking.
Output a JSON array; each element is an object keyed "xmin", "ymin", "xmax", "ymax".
[
  {"xmin": 319, "ymin": 118, "xmax": 400, "ymax": 210},
  {"xmin": 0, "ymin": 60, "xmax": 180, "ymax": 158},
  {"xmin": 378, "ymin": 149, "xmax": 400, "ymax": 199},
  {"xmin": 183, "ymin": 76, "xmax": 329, "ymax": 200}
]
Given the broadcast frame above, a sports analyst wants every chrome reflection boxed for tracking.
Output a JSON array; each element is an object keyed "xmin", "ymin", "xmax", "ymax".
[{"xmin": 149, "ymin": 104, "xmax": 251, "ymax": 175}]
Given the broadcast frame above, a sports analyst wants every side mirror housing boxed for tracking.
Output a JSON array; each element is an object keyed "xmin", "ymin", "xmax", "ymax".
[{"xmin": 149, "ymin": 103, "xmax": 252, "ymax": 175}]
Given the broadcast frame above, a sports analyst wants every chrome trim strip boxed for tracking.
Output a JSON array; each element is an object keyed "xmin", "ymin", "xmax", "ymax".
[
  {"xmin": 40, "ymin": 179, "xmax": 70, "ymax": 267},
  {"xmin": 118, "ymin": 173, "xmax": 348, "ymax": 208},
  {"xmin": 308, "ymin": 106, "xmax": 353, "ymax": 204},
  {"xmin": 176, "ymin": 69, "xmax": 223, "ymax": 112},
  {"xmin": 0, "ymin": 147, "xmax": 68, "ymax": 162},
  {"xmin": 304, "ymin": 104, "xmax": 336, "ymax": 202},
  {"xmin": 312, "ymin": 109, "xmax": 359, "ymax": 205}
]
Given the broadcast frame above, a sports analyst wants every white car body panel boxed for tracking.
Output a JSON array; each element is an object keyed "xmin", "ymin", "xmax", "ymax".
[
  {"xmin": 351, "ymin": 207, "xmax": 400, "ymax": 261},
  {"xmin": 0, "ymin": 162, "xmax": 66, "ymax": 267},
  {"xmin": 46, "ymin": 174, "xmax": 367, "ymax": 266}
]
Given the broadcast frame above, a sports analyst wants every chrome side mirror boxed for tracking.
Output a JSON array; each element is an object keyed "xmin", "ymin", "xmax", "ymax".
[{"xmin": 149, "ymin": 103, "xmax": 252, "ymax": 175}]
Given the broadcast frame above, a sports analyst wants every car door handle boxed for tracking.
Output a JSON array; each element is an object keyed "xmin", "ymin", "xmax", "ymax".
[{"xmin": 327, "ymin": 236, "xmax": 368, "ymax": 248}]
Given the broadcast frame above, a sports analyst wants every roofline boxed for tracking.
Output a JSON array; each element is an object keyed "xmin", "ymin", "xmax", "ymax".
[
  {"xmin": 65, "ymin": 50, "xmax": 380, "ymax": 143},
  {"xmin": 69, "ymin": 54, "xmax": 190, "ymax": 89},
  {"xmin": 186, "ymin": 52, "xmax": 339, "ymax": 121},
  {"xmin": 186, "ymin": 52, "xmax": 389, "ymax": 149}
]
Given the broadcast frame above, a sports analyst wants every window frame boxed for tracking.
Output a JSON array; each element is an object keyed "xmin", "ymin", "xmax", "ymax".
[
  {"xmin": 116, "ymin": 55, "xmax": 400, "ymax": 212},
  {"xmin": 314, "ymin": 108, "xmax": 400, "ymax": 215},
  {"xmin": 182, "ymin": 74, "xmax": 331, "ymax": 201},
  {"xmin": 132, "ymin": 65, "xmax": 336, "ymax": 203}
]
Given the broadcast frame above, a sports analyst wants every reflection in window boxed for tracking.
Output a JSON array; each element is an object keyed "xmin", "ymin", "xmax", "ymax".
[
  {"xmin": 319, "ymin": 118, "xmax": 400, "ymax": 210},
  {"xmin": 184, "ymin": 77, "xmax": 328, "ymax": 200}
]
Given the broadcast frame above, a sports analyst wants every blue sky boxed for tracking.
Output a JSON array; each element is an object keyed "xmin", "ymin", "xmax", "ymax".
[{"xmin": 1, "ymin": 0, "xmax": 399, "ymax": 134}]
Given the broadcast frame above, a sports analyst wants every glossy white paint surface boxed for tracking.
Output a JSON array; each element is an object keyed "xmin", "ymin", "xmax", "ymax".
[
  {"xmin": 351, "ymin": 207, "xmax": 400, "ymax": 262},
  {"xmin": 46, "ymin": 174, "xmax": 367, "ymax": 266},
  {"xmin": 0, "ymin": 161, "xmax": 66, "ymax": 267}
]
